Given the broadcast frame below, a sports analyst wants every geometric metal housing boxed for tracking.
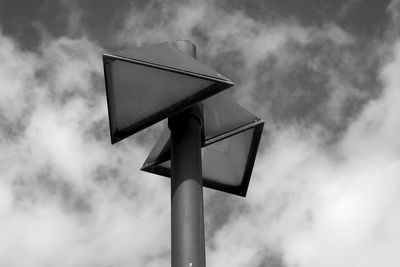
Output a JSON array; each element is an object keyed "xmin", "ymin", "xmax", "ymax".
[
  {"xmin": 103, "ymin": 42, "xmax": 234, "ymax": 144},
  {"xmin": 141, "ymin": 93, "xmax": 264, "ymax": 197}
]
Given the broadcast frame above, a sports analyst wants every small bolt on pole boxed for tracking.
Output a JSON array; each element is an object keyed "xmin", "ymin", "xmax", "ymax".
[{"xmin": 169, "ymin": 40, "xmax": 206, "ymax": 267}]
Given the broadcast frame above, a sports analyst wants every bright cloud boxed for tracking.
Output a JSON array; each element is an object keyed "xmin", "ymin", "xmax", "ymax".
[
  {"xmin": 205, "ymin": 40, "xmax": 400, "ymax": 267},
  {"xmin": 0, "ymin": 0, "xmax": 400, "ymax": 267},
  {"xmin": 0, "ymin": 29, "xmax": 171, "ymax": 267}
]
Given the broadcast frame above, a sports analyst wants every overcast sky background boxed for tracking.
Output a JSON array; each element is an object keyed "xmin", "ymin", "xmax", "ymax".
[{"xmin": 1, "ymin": 0, "xmax": 400, "ymax": 266}]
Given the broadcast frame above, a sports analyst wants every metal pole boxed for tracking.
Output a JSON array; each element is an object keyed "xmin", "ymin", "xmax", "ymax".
[{"xmin": 168, "ymin": 40, "xmax": 205, "ymax": 267}]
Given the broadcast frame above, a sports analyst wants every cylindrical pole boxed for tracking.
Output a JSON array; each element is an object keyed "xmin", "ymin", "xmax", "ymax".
[{"xmin": 169, "ymin": 40, "xmax": 205, "ymax": 267}]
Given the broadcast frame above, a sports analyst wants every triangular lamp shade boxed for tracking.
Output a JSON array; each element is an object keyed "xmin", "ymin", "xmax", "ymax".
[
  {"xmin": 141, "ymin": 93, "xmax": 264, "ymax": 197},
  {"xmin": 103, "ymin": 42, "xmax": 234, "ymax": 144}
]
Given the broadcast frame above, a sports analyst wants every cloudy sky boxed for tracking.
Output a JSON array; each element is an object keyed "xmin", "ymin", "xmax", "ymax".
[{"xmin": 1, "ymin": 0, "xmax": 400, "ymax": 266}]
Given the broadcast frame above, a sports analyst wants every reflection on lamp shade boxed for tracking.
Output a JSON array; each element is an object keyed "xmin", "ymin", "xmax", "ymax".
[
  {"xmin": 141, "ymin": 93, "xmax": 264, "ymax": 197},
  {"xmin": 103, "ymin": 42, "xmax": 234, "ymax": 144}
]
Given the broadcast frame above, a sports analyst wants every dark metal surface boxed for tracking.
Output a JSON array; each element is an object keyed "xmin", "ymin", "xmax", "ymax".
[
  {"xmin": 106, "ymin": 42, "xmax": 231, "ymax": 83},
  {"xmin": 169, "ymin": 40, "xmax": 206, "ymax": 267},
  {"xmin": 141, "ymin": 119, "xmax": 264, "ymax": 196},
  {"xmin": 102, "ymin": 42, "xmax": 234, "ymax": 144},
  {"xmin": 169, "ymin": 104, "xmax": 205, "ymax": 267}
]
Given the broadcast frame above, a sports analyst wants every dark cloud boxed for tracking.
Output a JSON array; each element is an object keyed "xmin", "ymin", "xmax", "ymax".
[
  {"xmin": 12, "ymin": 165, "xmax": 93, "ymax": 216},
  {"xmin": 256, "ymin": 249, "xmax": 284, "ymax": 267},
  {"xmin": 337, "ymin": 0, "xmax": 392, "ymax": 37},
  {"xmin": 0, "ymin": 111, "xmax": 30, "ymax": 141},
  {"xmin": 84, "ymin": 117, "xmax": 109, "ymax": 142},
  {"xmin": 0, "ymin": 0, "xmax": 68, "ymax": 49},
  {"xmin": 239, "ymin": 34, "xmax": 384, "ymax": 140},
  {"xmin": 1, "ymin": 0, "xmax": 392, "ymax": 52},
  {"xmin": 205, "ymin": 192, "xmax": 248, "ymax": 240},
  {"xmin": 91, "ymin": 164, "xmax": 140, "ymax": 200},
  {"xmin": 1, "ymin": 1, "xmax": 400, "ymax": 266},
  {"xmin": 217, "ymin": 0, "xmax": 392, "ymax": 37}
]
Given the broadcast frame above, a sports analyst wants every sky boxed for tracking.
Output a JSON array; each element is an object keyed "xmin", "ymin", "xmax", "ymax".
[{"xmin": 0, "ymin": 0, "xmax": 400, "ymax": 266}]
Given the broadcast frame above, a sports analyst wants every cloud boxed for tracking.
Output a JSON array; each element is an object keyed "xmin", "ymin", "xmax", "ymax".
[
  {"xmin": 116, "ymin": 0, "xmax": 371, "ymax": 134},
  {"xmin": 1, "ymin": 1, "xmax": 400, "ymax": 267},
  {"xmin": 111, "ymin": 1, "xmax": 400, "ymax": 267},
  {"xmin": 0, "ymin": 28, "xmax": 171, "ymax": 267},
  {"xmin": 205, "ymin": 40, "xmax": 400, "ymax": 267}
]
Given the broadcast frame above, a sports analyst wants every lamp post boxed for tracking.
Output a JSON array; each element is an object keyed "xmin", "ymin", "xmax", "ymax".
[
  {"xmin": 169, "ymin": 41, "xmax": 205, "ymax": 267},
  {"xmin": 102, "ymin": 40, "xmax": 263, "ymax": 267}
]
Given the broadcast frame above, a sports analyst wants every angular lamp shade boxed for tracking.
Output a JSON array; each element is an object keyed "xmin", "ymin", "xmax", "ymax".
[
  {"xmin": 141, "ymin": 93, "xmax": 264, "ymax": 197},
  {"xmin": 103, "ymin": 42, "xmax": 234, "ymax": 144}
]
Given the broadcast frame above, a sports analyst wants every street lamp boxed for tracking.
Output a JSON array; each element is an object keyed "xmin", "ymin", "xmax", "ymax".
[
  {"xmin": 103, "ymin": 40, "xmax": 264, "ymax": 267},
  {"xmin": 141, "ymin": 93, "xmax": 264, "ymax": 197},
  {"xmin": 103, "ymin": 42, "xmax": 233, "ymax": 144}
]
